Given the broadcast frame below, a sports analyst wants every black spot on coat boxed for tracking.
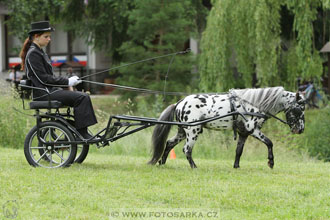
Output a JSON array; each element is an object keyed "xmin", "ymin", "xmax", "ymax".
[{"xmin": 199, "ymin": 98, "xmax": 207, "ymax": 103}]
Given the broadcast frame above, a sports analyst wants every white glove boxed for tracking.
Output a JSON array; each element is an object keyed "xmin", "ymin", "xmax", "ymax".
[{"xmin": 68, "ymin": 76, "xmax": 82, "ymax": 86}]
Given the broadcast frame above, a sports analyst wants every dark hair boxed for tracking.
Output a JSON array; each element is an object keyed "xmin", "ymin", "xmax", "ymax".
[{"xmin": 19, "ymin": 33, "xmax": 43, "ymax": 71}]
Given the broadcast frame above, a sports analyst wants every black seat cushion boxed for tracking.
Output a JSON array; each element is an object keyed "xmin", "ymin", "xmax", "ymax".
[{"xmin": 29, "ymin": 100, "xmax": 64, "ymax": 109}]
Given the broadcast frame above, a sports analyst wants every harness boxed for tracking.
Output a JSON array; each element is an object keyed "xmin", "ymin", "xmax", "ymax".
[
  {"xmin": 229, "ymin": 95, "xmax": 238, "ymax": 140},
  {"xmin": 228, "ymin": 91, "xmax": 292, "ymax": 140}
]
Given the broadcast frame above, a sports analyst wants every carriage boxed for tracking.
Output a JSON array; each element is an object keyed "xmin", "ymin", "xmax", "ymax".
[{"xmin": 19, "ymin": 80, "xmax": 305, "ymax": 169}]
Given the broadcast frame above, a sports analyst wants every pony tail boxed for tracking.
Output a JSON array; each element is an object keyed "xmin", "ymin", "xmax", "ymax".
[
  {"xmin": 19, "ymin": 37, "xmax": 32, "ymax": 71},
  {"xmin": 148, "ymin": 104, "xmax": 176, "ymax": 165}
]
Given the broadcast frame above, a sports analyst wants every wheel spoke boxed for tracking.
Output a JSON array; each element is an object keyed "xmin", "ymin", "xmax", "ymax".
[
  {"xmin": 36, "ymin": 150, "xmax": 48, "ymax": 163},
  {"xmin": 40, "ymin": 136, "xmax": 46, "ymax": 143},
  {"xmin": 49, "ymin": 152, "xmax": 53, "ymax": 167},
  {"xmin": 54, "ymin": 132, "xmax": 64, "ymax": 143},
  {"xmin": 54, "ymin": 150, "xmax": 65, "ymax": 162},
  {"xmin": 31, "ymin": 146, "xmax": 46, "ymax": 149},
  {"xmin": 48, "ymin": 128, "xmax": 52, "ymax": 142}
]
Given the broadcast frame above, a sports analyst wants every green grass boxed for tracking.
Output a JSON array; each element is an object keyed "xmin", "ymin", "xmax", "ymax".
[{"xmin": 1, "ymin": 147, "xmax": 329, "ymax": 220}]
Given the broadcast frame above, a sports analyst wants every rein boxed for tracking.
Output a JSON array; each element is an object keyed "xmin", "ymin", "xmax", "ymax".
[
  {"xmin": 81, "ymin": 79, "xmax": 190, "ymax": 96},
  {"xmin": 80, "ymin": 48, "xmax": 191, "ymax": 97},
  {"xmin": 266, "ymin": 113, "xmax": 288, "ymax": 125},
  {"xmin": 80, "ymin": 48, "xmax": 191, "ymax": 80}
]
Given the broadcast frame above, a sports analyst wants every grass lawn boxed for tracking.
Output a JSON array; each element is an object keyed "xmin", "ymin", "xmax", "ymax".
[
  {"xmin": 1, "ymin": 89, "xmax": 329, "ymax": 219},
  {"xmin": 0, "ymin": 146, "xmax": 329, "ymax": 220}
]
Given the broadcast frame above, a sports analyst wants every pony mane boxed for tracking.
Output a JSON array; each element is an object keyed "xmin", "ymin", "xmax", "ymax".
[{"xmin": 230, "ymin": 87, "xmax": 285, "ymax": 113}]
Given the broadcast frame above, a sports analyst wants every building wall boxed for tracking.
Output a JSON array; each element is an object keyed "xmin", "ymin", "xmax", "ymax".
[
  {"xmin": 50, "ymin": 24, "xmax": 68, "ymax": 54},
  {"xmin": 0, "ymin": 4, "xmax": 112, "ymax": 75},
  {"xmin": 0, "ymin": 15, "xmax": 5, "ymax": 71}
]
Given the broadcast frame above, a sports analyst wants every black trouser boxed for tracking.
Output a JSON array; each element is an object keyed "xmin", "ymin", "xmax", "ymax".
[{"xmin": 34, "ymin": 89, "xmax": 97, "ymax": 129}]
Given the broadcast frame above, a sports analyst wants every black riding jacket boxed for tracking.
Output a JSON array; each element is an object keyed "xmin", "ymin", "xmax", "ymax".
[{"xmin": 25, "ymin": 43, "xmax": 68, "ymax": 100}]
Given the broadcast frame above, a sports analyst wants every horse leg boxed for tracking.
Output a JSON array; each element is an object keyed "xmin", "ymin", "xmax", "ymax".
[
  {"xmin": 182, "ymin": 129, "xmax": 199, "ymax": 168},
  {"xmin": 159, "ymin": 127, "xmax": 185, "ymax": 165},
  {"xmin": 252, "ymin": 129, "xmax": 274, "ymax": 168},
  {"xmin": 233, "ymin": 134, "xmax": 248, "ymax": 168}
]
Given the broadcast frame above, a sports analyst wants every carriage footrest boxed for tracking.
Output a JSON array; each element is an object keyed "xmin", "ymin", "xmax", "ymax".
[
  {"xmin": 105, "ymin": 125, "xmax": 119, "ymax": 139},
  {"xmin": 29, "ymin": 101, "xmax": 64, "ymax": 109}
]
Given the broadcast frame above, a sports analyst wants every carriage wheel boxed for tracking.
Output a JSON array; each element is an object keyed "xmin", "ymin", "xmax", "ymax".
[
  {"xmin": 24, "ymin": 121, "xmax": 77, "ymax": 168},
  {"xmin": 75, "ymin": 144, "xmax": 89, "ymax": 164},
  {"xmin": 38, "ymin": 131, "xmax": 89, "ymax": 164},
  {"xmin": 38, "ymin": 120, "xmax": 90, "ymax": 164}
]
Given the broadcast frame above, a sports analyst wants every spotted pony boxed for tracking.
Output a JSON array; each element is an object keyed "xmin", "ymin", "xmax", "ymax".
[{"xmin": 149, "ymin": 87, "xmax": 305, "ymax": 168}]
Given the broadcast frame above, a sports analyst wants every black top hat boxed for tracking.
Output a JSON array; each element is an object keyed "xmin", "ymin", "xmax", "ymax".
[{"xmin": 28, "ymin": 21, "xmax": 55, "ymax": 35}]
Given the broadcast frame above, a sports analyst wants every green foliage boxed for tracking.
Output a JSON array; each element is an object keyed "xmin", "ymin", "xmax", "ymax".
[
  {"xmin": 117, "ymin": 0, "xmax": 199, "ymax": 100},
  {"xmin": 279, "ymin": 44, "xmax": 299, "ymax": 89},
  {"xmin": 230, "ymin": 0, "xmax": 257, "ymax": 89},
  {"xmin": 58, "ymin": 0, "xmax": 131, "ymax": 55},
  {"xmin": 4, "ymin": 0, "xmax": 55, "ymax": 41},
  {"xmin": 323, "ymin": 0, "xmax": 330, "ymax": 8},
  {"xmin": 255, "ymin": 0, "xmax": 281, "ymax": 86},
  {"xmin": 0, "ymin": 94, "xmax": 33, "ymax": 149},
  {"xmin": 259, "ymin": 107, "xmax": 330, "ymax": 162},
  {"xmin": 199, "ymin": 0, "xmax": 233, "ymax": 92},
  {"xmin": 200, "ymin": 0, "xmax": 327, "ymax": 91},
  {"xmin": 287, "ymin": 0, "xmax": 323, "ymax": 80},
  {"xmin": 298, "ymin": 108, "xmax": 330, "ymax": 161}
]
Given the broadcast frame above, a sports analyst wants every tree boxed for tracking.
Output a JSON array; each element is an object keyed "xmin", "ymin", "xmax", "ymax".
[
  {"xmin": 4, "ymin": 0, "xmax": 55, "ymax": 41},
  {"xmin": 55, "ymin": 0, "xmax": 131, "ymax": 59},
  {"xmin": 4, "ymin": 0, "xmax": 131, "ymax": 61},
  {"xmin": 199, "ymin": 0, "xmax": 330, "ymax": 92},
  {"xmin": 116, "ymin": 0, "xmax": 203, "ymax": 100}
]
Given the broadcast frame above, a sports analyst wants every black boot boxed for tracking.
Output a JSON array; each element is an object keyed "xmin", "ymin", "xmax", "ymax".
[{"xmin": 77, "ymin": 127, "xmax": 93, "ymax": 140}]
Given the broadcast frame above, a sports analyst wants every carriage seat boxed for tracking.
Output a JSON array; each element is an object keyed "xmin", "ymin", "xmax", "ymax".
[
  {"xmin": 19, "ymin": 80, "xmax": 66, "ymax": 109},
  {"xmin": 29, "ymin": 100, "xmax": 64, "ymax": 109}
]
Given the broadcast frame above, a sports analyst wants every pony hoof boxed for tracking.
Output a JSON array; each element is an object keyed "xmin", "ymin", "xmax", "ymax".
[
  {"xmin": 268, "ymin": 161, "xmax": 274, "ymax": 169},
  {"xmin": 190, "ymin": 164, "xmax": 197, "ymax": 169},
  {"xmin": 233, "ymin": 163, "xmax": 240, "ymax": 168}
]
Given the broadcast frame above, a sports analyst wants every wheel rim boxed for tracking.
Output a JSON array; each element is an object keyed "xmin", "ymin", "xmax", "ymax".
[
  {"xmin": 28, "ymin": 125, "xmax": 73, "ymax": 168},
  {"xmin": 76, "ymin": 145, "xmax": 85, "ymax": 161}
]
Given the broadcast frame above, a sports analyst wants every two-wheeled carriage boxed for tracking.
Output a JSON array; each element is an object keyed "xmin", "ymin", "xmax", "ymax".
[{"xmin": 19, "ymin": 80, "xmax": 257, "ymax": 168}]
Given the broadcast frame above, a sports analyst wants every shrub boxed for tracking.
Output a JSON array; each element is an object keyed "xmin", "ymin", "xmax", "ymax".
[
  {"xmin": 298, "ymin": 107, "xmax": 330, "ymax": 161},
  {"xmin": 0, "ymin": 93, "xmax": 33, "ymax": 149}
]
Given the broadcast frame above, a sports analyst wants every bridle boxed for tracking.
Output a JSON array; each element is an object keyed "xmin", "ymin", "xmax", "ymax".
[
  {"xmin": 229, "ymin": 91, "xmax": 305, "ymax": 126},
  {"xmin": 284, "ymin": 100, "xmax": 305, "ymax": 127}
]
